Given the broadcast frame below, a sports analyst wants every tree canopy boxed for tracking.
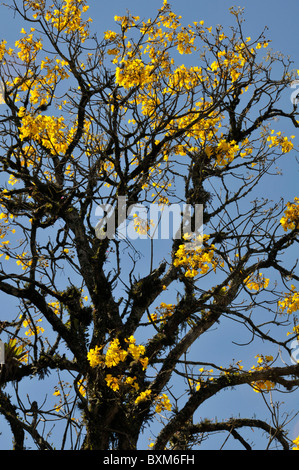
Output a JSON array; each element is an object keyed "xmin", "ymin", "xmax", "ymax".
[{"xmin": 0, "ymin": 0, "xmax": 299, "ymax": 450}]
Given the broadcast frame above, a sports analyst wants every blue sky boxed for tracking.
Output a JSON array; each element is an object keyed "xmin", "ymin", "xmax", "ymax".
[{"xmin": 0, "ymin": 0, "xmax": 299, "ymax": 450}]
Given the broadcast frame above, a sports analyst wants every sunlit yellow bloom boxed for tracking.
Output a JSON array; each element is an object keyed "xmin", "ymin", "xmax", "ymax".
[
  {"xmin": 135, "ymin": 389, "xmax": 152, "ymax": 404},
  {"xmin": 292, "ymin": 436, "xmax": 299, "ymax": 450},
  {"xmin": 278, "ymin": 285, "xmax": 299, "ymax": 314},
  {"xmin": 244, "ymin": 273, "xmax": 269, "ymax": 291},
  {"xmin": 155, "ymin": 393, "xmax": 172, "ymax": 413},
  {"xmin": 280, "ymin": 198, "xmax": 299, "ymax": 232}
]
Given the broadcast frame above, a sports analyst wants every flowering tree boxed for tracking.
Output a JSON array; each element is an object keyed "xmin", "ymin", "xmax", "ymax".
[{"xmin": 0, "ymin": 0, "xmax": 299, "ymax": 450}]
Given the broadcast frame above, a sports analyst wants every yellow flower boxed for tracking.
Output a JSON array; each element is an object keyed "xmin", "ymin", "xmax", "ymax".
[
  {"xmin": 105, "ymin": 338, "xmax": 128, "ymax": 367},
  {"xmin": 87, "ymin": 345, "xmax": 103, "ymax": 368},
  {"xmin": 22, "ymin": 317, "xmax": 44, "ymax": 336},
  {"xmin": 125, "ymin": 376, "xmax": 139, "ymax": 391},
  {"xmin": 244, "ymin": 273, "xmax": 269, "ymax": 291},
  {"xmin": 252, "ymin": 380, "xmax": 275, "ymax": 393},
  {"xmin": 105, "ymin": 374, "xmax": 121, "ymax": 391},
  {"xmin": 292, "ymin": 436, "xmax": 299, "ymax": 450},
  {"xmin": 135, "ymin": 389, "xmax": 152, "ymax": 404},
  {"xmin": 77, "ymin": 379, "xmax": 86, "ymax": 397},
  {"xmin": 250, "ymin": 355, "xmax": 275, "ymax": 393},
  {"xmin": 173, "ymin": 235, "xmax": 217, "ymax": 278},
  {"xmin": 87, "ymin": 335, "xmax": 149, "ymax": 371},
  {"xmin": 115, "ymin": 58, "xmax": 153, "ymax": 89},
  {"xmin": 155, "ymin": 394, "xmax": 172, "ymax": 413},
  {"xmin": 280, "ymin": 198, "xmax": 299, "ymax": 232},
  {"xmin": 278, "ymin": 285, "xmax": 299, "ymax": 314},
  {"xmin": 104, "ymin": 30, "xmax": 117, "ymax": 41}
]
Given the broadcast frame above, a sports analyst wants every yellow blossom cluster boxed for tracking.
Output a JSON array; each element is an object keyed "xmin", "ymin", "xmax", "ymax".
[
  {"xmin": 116, "ymin": 59, "xmax": 154, "ymax": 89},
  {"xmin": 111, "ymin": 5, "xmax": 199, "ymax": 103},
  {"xmin": 77, "ymin": 378, "xmax": 87, "ymax": 397},
  {"xmin": 250, "ymin": 354, "xmax": 275, "ymax": 393},
  {"xmin": 104, "ymin": 30, "xmax": 118, "ymax": 42},
  {"xmin": 149, "ymin": 302, "xmax": 175, "ymax": 325},
  {"xmin": 166, "ymin": 105, "xmax": 243, "ymax": 168},
  {"xmin": 0, "ymin": 40, "xmax": 7, "ymax": 61},
  {"xmin": 0, "ymin": 198, "xmax": 16, "ymax": 258},
  {"xmin": 102, "ymin": 374, "xmax": 139, "ymax": 393},
  {"xmin": 48, "ymin": 301, "xmax": 61, "ymax": 315},
  {"xmin": 173, "ymin": 235, "xmax": 217, "ymax": 278},
  {"xmin": 40, "ymin": 56, "xmax": 70, "ymax": 83},
  {"xmin": 213, "ymin": 139, "xmax": 240, "ymax": 166},
  {"xmin": 105, "ymin": 5, "xmax": 296, "ymax": 182},
  {"xmin": 104, "ymin": 4, "xmax": 278, "ymax": 179},
  {"xmin": 20, "ymin": 314, "xmax": 44, "ymax": 337},
  {"xmin": 18, "ymin": 109, "xmax": 71, "ymax": 155},
  {"xmin": 167, "ymin": 64, "xmax": 202, "ymax": 92},
  {"xmin": 287, "ymin": 324, "xmax": 299, "ymax": 341},
  {"xmin": 278, "ymin": 285, "xmax": 299, "ymax": 314},
  {"xmin": 251, "ymin": 379, "xmax": 275, "ymax": 393},
  {"xmin": 155, "ymin": 393, "xmax": 172, "ymax": 413},
  {"xmin": 176, "ymin": 29, "xmax": 196, "ymax": 55},
  {"xmin": 44, "ymin": 0, "xmax": 92, "ymax": 42},
  {"xmin": 114, "ymin": 14, "xmax": 140, "ymax": 30},
  {"xmin": 87, "ymin": 336, "xmax": 149, "ymax": 392},
  {"xmin": 267, "ymin": 130, "xmax": 295, "ymax": 154},
  {"xmin": 208, "ymin": 39, "xmax": 253, "ymax": 84},
  {"xmin": 105, "ymin": 338, "xmax": 128, "ymax": 368},
  {"xmin": 134, "ymin": 389, "xmax": 152, "ymax": 405},
  {"xmin": 168, "ymin": 98, "xmax": 223, "ymax": 141},
  {"xmin": 134, "ymin": 389, "xmax": 172, "ymax": 414},
  {"xmin": 244, "ymin": 272, "xmax": 269, "ymax": 292},
  {"xmin": 292, "ymin": 436, "xmax": 299, "ymax": 450},
  {"xmin": 15, "ymin": 28, "xmax": 42, "ymax": 62},
  {"xmin": 7, "ymin": 56, "xmax": 68, "ymax": 111},
  {"xmin": 280, "ymin": 197, "xmax": 299, "ymax": 232},
  {"xmin": 16, "ymin": 252, "xmax": 33, "ymax": 271},
  {"xmin": 24, "ymin": 0, "xmax": 46, "ymax": 12}
]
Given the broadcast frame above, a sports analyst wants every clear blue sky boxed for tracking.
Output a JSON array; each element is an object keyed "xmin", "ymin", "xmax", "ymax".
[{"xmin": 0, "ymin": 0, "xmax": 299, "ymax": 450}]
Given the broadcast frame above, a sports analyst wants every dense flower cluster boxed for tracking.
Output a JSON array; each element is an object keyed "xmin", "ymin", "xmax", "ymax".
[
  {"xmin": 116, "ymin": 58, "xmax": 154, "ymax": 89},
  {"xmin": 244, "ymin": 273, "xmax": 269, "ymax": 292},
  {"xmin": 87, "ymin": 337, "xmax": 172, "ymax": 413},
  {"xmin": 280, "ymin": 197, "xmax": 299, "ymax": 232},
  {"xmin": 90, "ymin": 336, "xmax": 148, "ymax": 369},
  {"xmin": 25, "ymin": 0, "xmax": 92, "ymax": 42},
  {"xmin": 278, "ymin": 285, "xmax": 299, "ymax": 314},
  {"xmin": 134, "ymin": 389, "xmax": 152, "ymax": 405},
  {"xmin": 18, "ymin": 110, "xmax": 68, "ymax": 154},
  {"xmin": 155, "ymin": 393, "xmax": 172, "ymax": 413},
  {"xmin": 15, "ymin": 28, "xmax": 42, "ymax": 62},
  {"xmin": 87, "ymin": 336, "xmax": 149, "ymax": 391},
  {"xmin": 292, "ymin": 436, "xmax": 299, "ymax": 450},
  {"xmin": 173, "ymin": 235, "xmax": 217, "ymax": 278}
]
